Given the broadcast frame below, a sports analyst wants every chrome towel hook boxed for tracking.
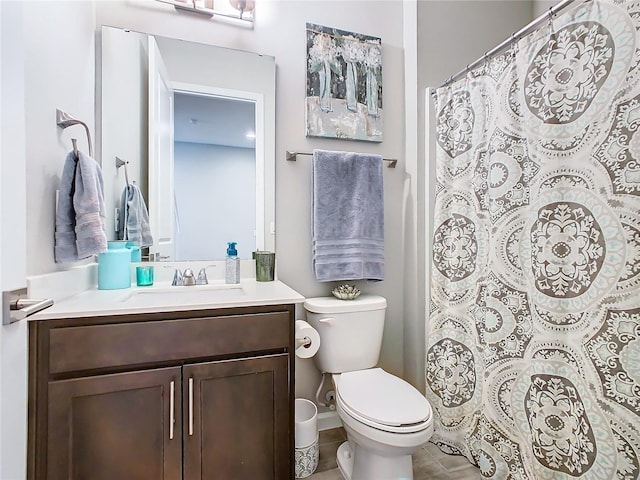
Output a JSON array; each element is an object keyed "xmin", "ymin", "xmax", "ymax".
[
  {"xmin": 116, "ymin": 157, "xmax": 131, "ymax": 186},
  {"xmin": 56, "ymin": 108, "xmax": 93, "ymax": 158}
]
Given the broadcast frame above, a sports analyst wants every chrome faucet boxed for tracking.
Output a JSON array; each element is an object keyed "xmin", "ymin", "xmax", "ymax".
[
  {"xmin": 168, "ymin": 266, "xmax": 214, "ymax": 286},
  {"xmin": 169, "ymin": 267, "xmax": 184, "ymax": 286},
  {"xmin": 167, "ymin": 267, "xmax": 195, "ymax": 286},
  {"xmin": 196, "ymin": 265, "xmax": 216, "ymax": 285},
  {"xmin": 182, "ymin": 269, "xmax": 196, "ymax": 286}
]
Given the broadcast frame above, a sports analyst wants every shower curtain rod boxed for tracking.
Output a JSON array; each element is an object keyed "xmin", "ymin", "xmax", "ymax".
[{"xmin": 435, "ymin": 0, "xmax": 586, "ymax": 90}]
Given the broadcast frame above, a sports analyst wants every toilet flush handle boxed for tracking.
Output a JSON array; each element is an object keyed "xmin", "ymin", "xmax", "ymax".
[{"xmin": 319, "ymin": 317, "xmax": 335, "ymax": 326}]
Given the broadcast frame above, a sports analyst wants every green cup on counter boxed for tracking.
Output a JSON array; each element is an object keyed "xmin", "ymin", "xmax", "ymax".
[
  {"xmin": 136, "ymin": 265, "xmax": 154, "ymax": 286},
  {"xmin": 255, "ymin": 251, "xmax": 275, "ymax": 282}
]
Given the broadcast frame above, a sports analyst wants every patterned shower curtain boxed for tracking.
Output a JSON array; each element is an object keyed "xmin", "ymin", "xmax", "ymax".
[{"xmin": 427, "ymin": 1, "xmax": 640, "ymax": 478}]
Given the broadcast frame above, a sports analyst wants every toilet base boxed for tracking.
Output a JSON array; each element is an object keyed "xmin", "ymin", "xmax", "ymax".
[
  {"xmin": 335, "ymin": 440, "xmax": 414, "ymax": 480},
  {"xmin": 336, "ymin": 442, "xmax": 352, "ymax": 480}
]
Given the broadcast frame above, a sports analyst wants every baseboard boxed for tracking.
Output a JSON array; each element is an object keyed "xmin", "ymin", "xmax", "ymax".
[{"xmin": 317, "ymin": 410, "xmax": 342, "ymax": 431}]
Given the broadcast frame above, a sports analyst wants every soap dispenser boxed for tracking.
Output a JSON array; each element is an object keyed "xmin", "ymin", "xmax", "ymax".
[{"xmin": 225, "ymin": 242, "xmax": 240, "ymax": 284}]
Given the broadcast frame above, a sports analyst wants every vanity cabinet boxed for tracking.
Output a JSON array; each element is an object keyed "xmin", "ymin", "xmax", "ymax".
[
  {"xmin": 29, "ymin": 304, "xmax": 295, "ymax": 480},
  {"xmin": 47, "ymin": 366, "xmax": 183, "ymax": 480}
]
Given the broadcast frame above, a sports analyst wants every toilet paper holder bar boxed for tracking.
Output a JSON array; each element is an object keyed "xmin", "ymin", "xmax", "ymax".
[{"xmin": 296, "ymin": 336, "xmax": 312, "ymax": 349}]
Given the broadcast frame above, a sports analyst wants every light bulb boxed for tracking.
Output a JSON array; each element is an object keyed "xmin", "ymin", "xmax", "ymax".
[{"xmin": 229, "ymin": 0, "xmax": 255, "ymax": 17}]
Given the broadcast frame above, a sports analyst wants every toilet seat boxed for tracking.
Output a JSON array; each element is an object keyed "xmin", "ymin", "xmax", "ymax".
[{"xmin": 335, "ymin": 368, "xmax": 432, "ymax": 434}]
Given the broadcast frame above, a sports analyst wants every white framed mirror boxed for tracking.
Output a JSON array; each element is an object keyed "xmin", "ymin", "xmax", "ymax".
[{"xmin": 100, "ymin": 25, "xmax": 275, "ymax": 261}]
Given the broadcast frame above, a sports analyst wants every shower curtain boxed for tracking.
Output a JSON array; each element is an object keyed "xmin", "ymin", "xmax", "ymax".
[{"xmin": 427, "ymin": 1, "xmax": 640, "ymax": 478}]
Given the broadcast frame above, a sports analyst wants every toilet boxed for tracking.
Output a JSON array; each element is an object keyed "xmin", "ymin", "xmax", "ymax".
[{"xmin": 304, "ymin": 295, "xmax": 433, "ymax": 480}]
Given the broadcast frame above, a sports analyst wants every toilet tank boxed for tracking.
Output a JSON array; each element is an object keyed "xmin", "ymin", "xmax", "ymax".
[{"xmin": 304, "ymin": 295, "xmax": 387, "ymax": 373}]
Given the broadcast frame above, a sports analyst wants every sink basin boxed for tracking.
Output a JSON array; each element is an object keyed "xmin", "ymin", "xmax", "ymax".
[{"xmin": 121, "ymin": 283, "xmax": 245, "ymax": 306}]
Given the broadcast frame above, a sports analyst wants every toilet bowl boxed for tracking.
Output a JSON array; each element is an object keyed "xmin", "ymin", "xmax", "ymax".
[
  {"xmin": 332, "ymin": 369, "xmax": 433, "ymax": 480},
  {"xmin": 304, "ymin": 296, "xmax": 434, "ymax": 480}
]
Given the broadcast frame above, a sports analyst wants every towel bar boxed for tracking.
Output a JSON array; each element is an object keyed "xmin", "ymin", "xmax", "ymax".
[{"xmin": 286, "ymin": 150, "xmax": 397, "ymax": 168}]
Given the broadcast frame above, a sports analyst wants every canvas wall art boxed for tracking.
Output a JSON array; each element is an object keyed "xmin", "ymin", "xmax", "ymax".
[{"xmin": 306, "ymin": 23, "xmax": 383, "ymax": 142}]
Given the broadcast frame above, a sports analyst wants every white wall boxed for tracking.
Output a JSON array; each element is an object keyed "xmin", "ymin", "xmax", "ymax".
[
  {"xmin": 25, "ymin": 1, "xmax": 96, "ymax": 276},
  {"xmin": 174, "ymin": 143, "xmax": 256, "ymax": 260}
]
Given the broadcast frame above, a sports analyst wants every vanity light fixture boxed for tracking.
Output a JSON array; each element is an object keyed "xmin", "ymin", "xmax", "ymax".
[
  {"xmin": 155, "ymin": 0, "xmax": 255, "ymax": 27},
  {"xmin": 229, "ymin": 0, "xmax": 255, "ymax": 18}
]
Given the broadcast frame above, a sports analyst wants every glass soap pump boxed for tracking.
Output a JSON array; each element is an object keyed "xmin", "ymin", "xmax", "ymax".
[{"xmin": 225, "ymin": 242, "xmax": 240, "ymax": 284}]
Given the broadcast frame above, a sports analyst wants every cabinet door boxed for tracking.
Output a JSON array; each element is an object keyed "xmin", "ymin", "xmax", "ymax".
[
  {"xmin": 183, "ymin": 354, "xmax": 290, "ymax": 480},
  {"xmin": 47, "ymin": 367, "xmax": 182, "ymax": 480}
]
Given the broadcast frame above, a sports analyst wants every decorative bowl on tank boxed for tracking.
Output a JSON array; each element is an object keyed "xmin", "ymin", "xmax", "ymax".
[{"xmin": 331, "ymin": 284, "xmax": 361, "ymax": 300}]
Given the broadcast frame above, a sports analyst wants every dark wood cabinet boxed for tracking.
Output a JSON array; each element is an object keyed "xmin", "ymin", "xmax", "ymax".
[
  {"xmin": 29, "ymin": 304, "xmax": 295, "ymax": 480},
  {"xmin": 183, "ymin": 354, "xmax": 289, "ymax": 480},
  {"xmin": 47, "ymin": 367, "xmax": 183, "ymax": 480}
]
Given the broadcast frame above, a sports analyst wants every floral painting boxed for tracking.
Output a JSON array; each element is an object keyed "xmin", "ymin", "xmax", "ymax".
[{"xmin": 306, "ymin": 23, "xmax": 383, "ymax": 142}]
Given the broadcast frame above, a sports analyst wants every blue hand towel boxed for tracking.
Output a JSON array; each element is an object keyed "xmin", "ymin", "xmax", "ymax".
[
  {"xmin": 119, "ymin": 183, "xmax": 153, "ymax": 247},
  {"xmin": 312, "ymin": 149, "xmax": 384, "ymax": 282},
  {"xmin": 54, "ymin": 153, "xmax": 79, "ymax": 263},
  {"xmin": 54, "ymin": 151, "xmax": 108, "ymax": 263}
]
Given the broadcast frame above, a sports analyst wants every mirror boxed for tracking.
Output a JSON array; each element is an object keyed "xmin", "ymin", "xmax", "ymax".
[{"xmin": 100, "ymin": 26, "xmax": 275, "ymax": 261}]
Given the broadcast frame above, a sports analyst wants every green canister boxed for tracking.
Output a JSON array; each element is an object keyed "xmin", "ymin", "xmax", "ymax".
[{"xmin": 255, "ymin": 251, "xmax": 275, "ymax": 282}]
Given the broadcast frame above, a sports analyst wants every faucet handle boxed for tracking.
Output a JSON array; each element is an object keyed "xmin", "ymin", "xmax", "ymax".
[
  {"xmin": 164, "ymin": 266, "xmax": 184, "ymax": 286},
  {"xmin": 196, "ymin": 265, "xmax": 216, "ymax": 285}
]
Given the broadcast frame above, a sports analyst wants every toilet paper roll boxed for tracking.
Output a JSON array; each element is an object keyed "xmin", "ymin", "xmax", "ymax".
[{"xmin": 295, "ymin": 320, "xmax": 320, "ymax": 358}]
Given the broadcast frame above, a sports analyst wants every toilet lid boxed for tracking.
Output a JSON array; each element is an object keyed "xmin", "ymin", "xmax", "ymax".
[{"xmin": 337, "ymin": 369, "xmax": 431, "ymax": 428}]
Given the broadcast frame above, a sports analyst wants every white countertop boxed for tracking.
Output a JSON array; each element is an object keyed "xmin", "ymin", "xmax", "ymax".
[{"xmin": 30, "ymin": 279, "xmax": 305, "ymax": 320}]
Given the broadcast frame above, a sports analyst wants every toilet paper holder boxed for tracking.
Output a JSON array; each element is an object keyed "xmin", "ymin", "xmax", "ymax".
[
  {"xmin": 295, "ymin": 319, "xmax": 320, "ymax": 358},
  {"xmin": 296, "ymin": 336, "xmax": 312, "ymax": 349}
]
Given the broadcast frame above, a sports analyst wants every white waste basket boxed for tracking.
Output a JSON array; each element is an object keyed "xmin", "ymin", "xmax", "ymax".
[{"xmin": 294, "ymin": 398, "xmax": 319, "ymax": 478}]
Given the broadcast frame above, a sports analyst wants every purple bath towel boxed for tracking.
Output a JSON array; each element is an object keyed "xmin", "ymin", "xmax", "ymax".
[{"xmin": 312, "ymin": 149, "xmax": 384, "ymax": 282}]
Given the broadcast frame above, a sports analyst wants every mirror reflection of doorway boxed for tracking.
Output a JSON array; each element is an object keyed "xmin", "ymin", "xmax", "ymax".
[{"xmin": 173, "ymin": 92, "xmax": 256, "ymax": 260}]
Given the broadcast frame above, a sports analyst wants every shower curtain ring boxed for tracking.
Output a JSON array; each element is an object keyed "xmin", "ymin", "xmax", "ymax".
[{"xmin": 548, "ymin": 7, "xmax": 556, "ymax": 33}]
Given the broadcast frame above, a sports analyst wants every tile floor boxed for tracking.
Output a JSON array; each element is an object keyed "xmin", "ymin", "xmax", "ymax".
[{"xmin": 307, "ymin": 427, "xmax": 480, "ymax": 480}]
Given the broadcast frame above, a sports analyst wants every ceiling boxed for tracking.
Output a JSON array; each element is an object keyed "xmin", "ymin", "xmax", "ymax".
[{"xmin": 173, "ymin": 92, "xmax": 256, "ymax": 149}]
